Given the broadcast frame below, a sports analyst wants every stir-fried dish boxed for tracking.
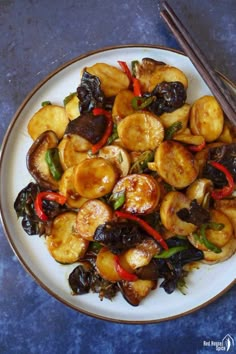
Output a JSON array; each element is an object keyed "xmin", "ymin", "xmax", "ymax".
[{"xmin": 14, "ymin": 57, "xmax": 236, "ymax": 306}]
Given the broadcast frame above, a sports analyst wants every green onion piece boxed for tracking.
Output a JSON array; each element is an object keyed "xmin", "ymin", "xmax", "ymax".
[
  {"xmin": 130, "ymin": 150, "xmax": 154, "ymax": 174},
  {"xmin": 131, "ymin": 96, "xmax": 154, "ymax": 110},
  {"xmin": 154, "ymin": 245, "xmax": 187, "ymax": 259},
  {"xmin": 164, "ymin": 121, "xmax": 182, "ymax": 140},
  {"xmin": 109, "ymin": 190, "xmax": 126, "ymax": 210},
  {"xmin": 131, "ymin": 60, "xmax": 139, "ymax": 77},
  {"xmin": 63, "ymin": 92, "xmax": 77, "ymax": 106},
  {"xmin": 45, "ymin": 148, "xmax": 63, "ymax": 181},
  {"xmin": 41, "ymin": 101, "xmax": 52, "ymax": 107}
]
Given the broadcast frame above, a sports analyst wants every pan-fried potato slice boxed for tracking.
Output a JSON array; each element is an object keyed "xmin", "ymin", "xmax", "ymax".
[
  {"xmin": 135, "ymin": 59, "xmax": 188, "ymax": 92},
  {"xmin": 202, "ymin": 236, "xmax": 236, "ymax": 264},
  {"xmin": 46, "ymin": 212, "xmax": 89, "ymax": 264},
  {"xmin": 119, "ymin": 279, "xmax": 157, "ymax": 306},
  {"xmin": 98, "ymin": 144, "xmax": 131, "ymax": 177},
  {"xmin": 112, "ymin": 174, "xmax": 160, "ymax": 214},
  {"xmin": 76, "ymin": 199, "xmax": 113, "ymax": 241},
  {"xmin": 96, "ymin": 248, "xmax": 122, "ymax": 282},
  {"xmin": 26, "ymin": 130, "xmax": 59, "ymax": 190},
  {"xmin": 27, "ymin": 104, "xmax": 69, "ymax": 140},
  {"xmin": 149, "ymin": 65, "xmax": 188, "ymax": 91},
  {"xmin": 160, "ymin": 191, "xmax": 197, "ymax": 235},
  {"xmin": 74, "ymin": 157, "xmax": 118, "ymax": 199},
  {"xmin": 186, "ymin": 178, "xmax": 213, "ymax": 205},
  {"xmin": 58, "ymin": 134, "xmax": 91, "ymax": 170},
  {"xmin": 159, "ymin": 103, "xmax": 190, "ymax": 133},
  {"xmin": 217, "ymin": 122, "xmax": 233, "ymax": 144},
  {"xmin": 173, "ymin": 128, "xmax": 205, "ymax": 146},
  {"xmin": 112, "ymin": 89, "xmax": 136, "ymax": 122},
  {"xmin": 190, "ymin": 96, "xmax": 224, "ymax": 142},
  {"xmin": 59, "ymin": 166, "xmax": 88, "ymax": 209},
  {"xmin": 214, "ymin": 199, "xmax": 236, "ymax": 236},
  {"xmin": 119, "ymin": 239, "xmax": 160, "ymax": 270},
  {"xmin": 65, "ymin": 95, "xmax": 80, "ymax": 120},
  {"xmin": 117, "ymin": 112, "xmax": 164, "ymax": 151},
  {"xmin": 154, "ymin": 141, "xmax": 199, "ymax": 189},
  {"xmin": 86, "ymin": 63, "xmax": 129, "ymax": 97}
]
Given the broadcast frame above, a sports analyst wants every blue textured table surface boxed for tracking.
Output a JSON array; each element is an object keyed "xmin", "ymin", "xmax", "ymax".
[{"xmin": 0, "ymin": 1, "xmax": 235, "ymax": 353}]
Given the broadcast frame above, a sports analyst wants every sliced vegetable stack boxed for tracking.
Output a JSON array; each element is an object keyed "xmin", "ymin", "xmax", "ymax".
[{"xmin": 14, "ymin": 57, "xmax": 236, "ymax": 306}]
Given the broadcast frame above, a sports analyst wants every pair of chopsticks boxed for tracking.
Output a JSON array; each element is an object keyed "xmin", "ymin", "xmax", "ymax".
[{"xmin": 160, "ymin": 1, "xmax": 236, "ymax": 125}]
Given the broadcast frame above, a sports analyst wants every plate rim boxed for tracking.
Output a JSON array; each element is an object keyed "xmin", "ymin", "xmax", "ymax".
[{"xmin": 0, "ymin": 44, "xmax": 235, "ymax": 324}]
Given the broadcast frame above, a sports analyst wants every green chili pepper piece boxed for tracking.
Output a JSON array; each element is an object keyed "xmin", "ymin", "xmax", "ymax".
[
  {"xmin": 131, "ymin": 96, "xmax": 154, "ymax": 110},
  {"xmin": 41, "ymin": 101, "xmax": 52, "ymax": 107},
  {"xmin": 194, "ymin": 223, "xmax": 222, "ymax": 253},
  {"xmin": 154, "ymin": 245, "xmax": 187, "ymax": 259},
  {"xmin": 164, "ymin": 121, "xmax": 182, "ymax": 140},
  {"xmin": 109, "ymin": 190, "xmax": 126, "ymax": 210},
  {"xmin": 200, "ymin": 224, "xmax": 222, "ymax": 253},
  {"xmin": 45, "ymin": 148, "xmax": 63, "ymax": 181}
]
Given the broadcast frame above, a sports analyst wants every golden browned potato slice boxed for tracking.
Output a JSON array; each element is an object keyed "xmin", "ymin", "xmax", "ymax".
[
  {"xmin": 150, "ymin": 65, "xmax": 188, "ymax": 91},
  {"xmin": 135, "ymin": 59, "xmax": 188, "ymax": 92},
  {"xmin": 217, "ymin": 122, "xmax": 233, "ymax": 144},
  {"xmin": 112, "ymin": 174, "xmax": 160, "ymax": 214},
  {"xmin": 65, "ymin": 95, "xmax": 80, "ymax": 120},
  {"xmin": 214, "ymin": 199, "xmax": 236, "ymax": 236},
  {"xmin": 112, "ymin": 89, "xmax": 136, "ymax": 123},
  {"xmin": 98, "ymin": 144, "xmax": 131, "ymax": 177},
  {"xmin": 46, "ymin": 211, "xmax": 89, "ymax": 264},
  {"xmin": 59, "ymin": 166, "xmax": 88, "ymax": 209},
  {"xmin": 119, "ymin": 279, "xmax": 157, "ymax": 306},
  {"xmin": 76, "ymin": 199, "xmax": 113, "ymax": 241},
  {"xmin": 190, "ymin": 96, "xmax": 224, "ymax": 142},
  {"xmin": 202, "ymin": 236, "xmax": 236, "ymax": 264},
  {"xmin": 27, "ymin": 104, "xmax": 69, "ymax": 140},
  {"xmin": 96, "ymin": 248, "xmax": 122, "ymax": 282},
  {"xmin": 74, "ymin": 157, "xmax": 118, "ymax": 199},
  {"xmin": 58, "ymin": 134, "xmax": 91, "ymax": 170},
  {"xmin": 119, "ymin": 239, "xmax": 160, "ymax": 270},
  {"xmin": 159, "ymin": 103, "xmax": 190, "ymax": 133},
  {"xmin": 154, "ymin": 141, "xmax": 199, "ymax": 189},
  {"xmin": 173, "ymin": 128, "xmax": 205, "ymax": 146},
  {"xmin": 117, "ymin": 112, "xmax": 164, "ymax": 151},
  {"xmin": 186, "ymin": 178, "xmax": 213, "ymax": 205},
  {"xmin": 26, "ymin": 130, "xmax": 59, "ymax": 190},
  {"xmin": 160, "ymin": 191, "xmax": 197, "ymax": 235},
  {"xmin": 86, "ymin": 63, "xmax": 129, "ymax": 97}
]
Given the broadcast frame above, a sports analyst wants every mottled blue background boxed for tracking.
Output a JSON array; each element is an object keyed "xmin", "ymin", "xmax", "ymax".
[{"xmin": 0, "ymin": 1, "xmax": 235, "ymax": 353}]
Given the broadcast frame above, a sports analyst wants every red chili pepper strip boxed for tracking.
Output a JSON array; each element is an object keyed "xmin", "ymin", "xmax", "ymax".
[
  {"xmin": 114, "ymin": 255, "xmax": 138, "ymax": 282},
  {"xmin": 118, "ymin": 61, "xmax": 142, "ymax": 97},
  {"xmin": 209, "ymin": 161, "xmax": 234, "ymax": 200},
  {"xmin": 115, "ymin": 211, "xmax": 168, "ymax": 250},
  {"xmin": 132, "ymin": 77, "xmax": 142, "ymax": 97},
  {"xmin": 188, "ymin": 140, "xmax": 206, "ymax": 152},
  {"xmin": 117, "ymin": 60, "xmax": 133, "ymax": 83},
  {"xmin": 91, "ymin": 108, "xmax": 113, "ymax": 154},
  {"xmin": 34, "ymin": 191, "xmax": 67, "ymax": 221}
]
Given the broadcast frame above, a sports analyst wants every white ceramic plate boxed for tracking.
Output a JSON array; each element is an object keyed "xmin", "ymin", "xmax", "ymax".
[{"xmin": 1, "ymin": 45, "xmax": 235, "ymax": 323}]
